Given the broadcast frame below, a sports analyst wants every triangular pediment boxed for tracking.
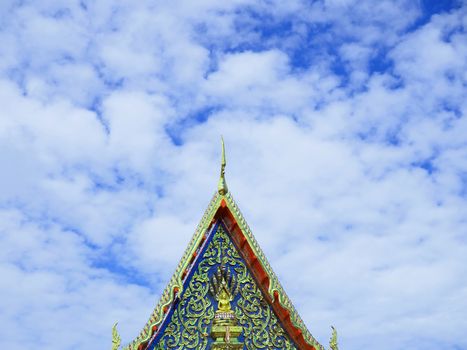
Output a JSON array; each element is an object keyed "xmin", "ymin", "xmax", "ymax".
[{"xmin": 124, "ymin": 193, "xmax": 325, "ymax": 350}]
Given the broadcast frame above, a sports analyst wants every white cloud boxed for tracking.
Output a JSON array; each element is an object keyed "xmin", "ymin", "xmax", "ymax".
[
  {"xmin": 0, "ymin": 209, "xmax": 157, "ymax": 349},
  {"xmin": 0, "ymin": 1, "xmax": 466, "ymax": 350}
]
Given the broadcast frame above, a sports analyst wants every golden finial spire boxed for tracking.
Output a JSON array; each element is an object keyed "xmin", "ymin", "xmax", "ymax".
[
  {"xmin": 111, "ymin": 322, "xmax": 121, "ymax": 350},
  {"xmin": 217, "ymin": 136, "xmax": 228, "ymax": 195}
]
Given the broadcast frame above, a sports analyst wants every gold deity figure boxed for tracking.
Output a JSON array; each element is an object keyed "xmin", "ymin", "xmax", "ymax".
[
  {"xmin": 209, "ymin": 265, "xmax": 243, "ymax": 349},
  {"xmin": 218, "ymin": 286, "xmax": 232, "ymax": 312}
]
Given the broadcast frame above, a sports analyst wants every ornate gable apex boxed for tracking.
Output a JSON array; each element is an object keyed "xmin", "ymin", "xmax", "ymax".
[{"xmin": 120, "ymin": 140, "xmax": 333, "ymax": 350}]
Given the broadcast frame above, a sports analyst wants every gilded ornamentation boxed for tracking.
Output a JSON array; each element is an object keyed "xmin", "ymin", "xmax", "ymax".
[
  {"xmin": 153, "ymin": 262, "xmax": 214, "ymax": 349},
  {"xmin": 150, "ymin": 226, "xmax": 297, "ymax": 350}
]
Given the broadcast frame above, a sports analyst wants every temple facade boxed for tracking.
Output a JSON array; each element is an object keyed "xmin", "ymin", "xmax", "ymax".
[{"xmin": 112, "ymin": 140, "xmax": 338, "ymax": 350}]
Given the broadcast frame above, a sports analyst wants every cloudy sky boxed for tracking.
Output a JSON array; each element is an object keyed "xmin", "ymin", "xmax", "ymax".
[{"xmin": 0, "ymin": 1, "xmax": 466, "ymax": 349}]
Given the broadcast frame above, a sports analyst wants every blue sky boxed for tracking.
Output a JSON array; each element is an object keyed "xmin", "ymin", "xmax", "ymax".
[{"xmin": 0, "ymin": 1, "xmax": 466, "ymax": 349}]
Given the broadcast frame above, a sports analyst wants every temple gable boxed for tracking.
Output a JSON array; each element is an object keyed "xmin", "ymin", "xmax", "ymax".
[{"xmin": 113, "ymin": 140, "xmax": 337, "ymax": 350}]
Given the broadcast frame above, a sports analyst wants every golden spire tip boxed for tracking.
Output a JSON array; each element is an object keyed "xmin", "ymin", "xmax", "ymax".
[{"xmin": 218, "ymin": 136, "xmax": 228, "ymax": 195}]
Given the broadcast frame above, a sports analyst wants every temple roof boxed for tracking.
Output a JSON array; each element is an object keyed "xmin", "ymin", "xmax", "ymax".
[{"xmin": 120, "ymin": 141, "xmax": 333, "ymax": 350}]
